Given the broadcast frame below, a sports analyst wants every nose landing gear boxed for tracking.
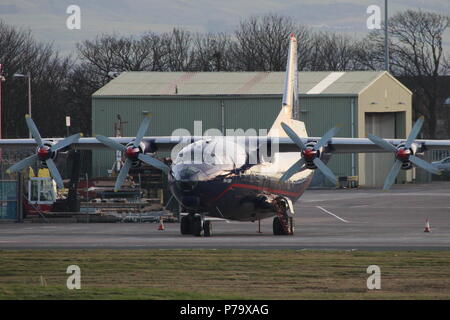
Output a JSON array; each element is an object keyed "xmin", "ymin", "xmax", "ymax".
[{"xmin": 273, "ymin": 199, "xmax": 294, "ymax": 236}]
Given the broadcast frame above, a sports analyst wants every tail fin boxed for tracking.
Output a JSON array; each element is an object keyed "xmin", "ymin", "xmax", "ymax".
[
  {"xmin": 282, "ymin": 33, "xmax": 298, "ymax": 118},
  {"xmin": 268, "ymin": 34, "xmax": 306, "ymax": 138}
]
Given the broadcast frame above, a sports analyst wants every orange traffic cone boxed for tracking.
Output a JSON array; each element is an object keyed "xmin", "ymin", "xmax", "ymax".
[
  {"xmin": 158, "ymin": 217, "xmax": 165, "ymax": 231},
  {"xmin": 424, "ymin": 219, "xmax": 431, "ymax": 233}
]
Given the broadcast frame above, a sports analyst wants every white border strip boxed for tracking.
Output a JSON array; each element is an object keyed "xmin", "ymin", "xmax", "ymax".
[{"xmin": 306, "ymin": 72, "xmax": 345, "ymax": 94}]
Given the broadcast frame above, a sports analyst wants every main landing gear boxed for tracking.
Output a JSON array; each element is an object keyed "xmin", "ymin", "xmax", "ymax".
[
  {"xmin": 180, "ymin": 213, "xmax": 212, "ymax": 237},
  {"xmin": 272, "ymin": 199, "xmax": 294, "ymax": 236}
]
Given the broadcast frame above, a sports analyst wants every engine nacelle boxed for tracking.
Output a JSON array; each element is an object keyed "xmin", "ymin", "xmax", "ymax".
[
  {"xmin": 36, "ymin": 141, "xmax": 58, "ymax": 167},
  {"xmin": 303, "ymin": 142, "xmax": 320, "ymax": 169},
  {"xmin": 396, "ymin": 143, "xmax": 417, "ymax": 170},
  {"xmin": 124, "ymin": 141, "xmax": 148, "ymax": 167},
  {"xmin": 401, "ymin": 160, "xmax": 413, "ymax": 170}
]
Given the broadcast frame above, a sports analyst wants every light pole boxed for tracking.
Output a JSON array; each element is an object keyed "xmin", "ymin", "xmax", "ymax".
[
  {"xmin": 13, "ymin": 72, "xmax": 32, "ymax": 138},
  {"xmin": 384, "ymin": 0, "xmax": 389, "ymax": 72}
]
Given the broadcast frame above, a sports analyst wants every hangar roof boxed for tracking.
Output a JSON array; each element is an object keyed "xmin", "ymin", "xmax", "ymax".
[{"xmin": 93, "ymin": 71, "xmax": 390, "ymax": 97}]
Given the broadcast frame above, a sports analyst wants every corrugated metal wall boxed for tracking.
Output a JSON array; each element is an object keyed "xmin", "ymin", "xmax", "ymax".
[
  {"xmin": 92, "ymin": 95, "xmax": 357, "ymax": 179},
  {"xmin": 300, "ymin": 96, "xmax": 356, "ymax": 178},
  {"xmin": 92, "ymin": 96, "xmax": 282, "ymax": 176},
  {"xmin": 223, "ymin": 97, "xmax": 280, "ymax": 131}
]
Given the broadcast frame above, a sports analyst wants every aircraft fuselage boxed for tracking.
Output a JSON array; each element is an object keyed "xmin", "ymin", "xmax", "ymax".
[{"xmin": 169, "ymin": 161, "xmax": 314, "ymax": 221}]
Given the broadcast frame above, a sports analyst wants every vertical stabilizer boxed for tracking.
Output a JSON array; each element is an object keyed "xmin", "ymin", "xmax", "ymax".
[
  {"xmin": 268, "ymin": 34, "xmax": 306, "ymax": 138},
  {"xmin": 281, "ymin": 33, "xmax": 297, "ymax": 116}
]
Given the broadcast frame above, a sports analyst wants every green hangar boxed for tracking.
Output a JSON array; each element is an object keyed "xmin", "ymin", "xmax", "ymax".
[{"xmin": 91, "ymin": 71, "xmax": 413, "ymax": 187}]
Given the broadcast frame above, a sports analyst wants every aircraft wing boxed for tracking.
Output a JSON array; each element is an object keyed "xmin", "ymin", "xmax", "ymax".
[
  {"xmin": 75, "ymin": 136, "xmax": 189, "ymax": 152},
  {"xmin": 0, "ymin": 136, "xmax": 199, "ymax": 153},
  {"xmin": 2, "ymin": 136, "xmax": 450, "ymax": 154},
  {"xmin": 274, "ymin": 137, "xmax": 450, "ymax": 153}
]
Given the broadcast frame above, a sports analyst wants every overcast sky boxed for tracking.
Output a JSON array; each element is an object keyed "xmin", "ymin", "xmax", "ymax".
[{"xmin": 1, "ymin": 0, "xmax": 449, "ymax": 56}]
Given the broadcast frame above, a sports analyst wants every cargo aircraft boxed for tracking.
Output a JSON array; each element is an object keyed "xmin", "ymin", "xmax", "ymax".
[{"xmin": 2, "ymin": 35, "xmax": 450, "ymax": 237}]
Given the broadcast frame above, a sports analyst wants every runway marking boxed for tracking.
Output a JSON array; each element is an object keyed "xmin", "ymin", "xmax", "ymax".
[{"xmin": 316, "ymin": 206, "xmax": 349, "ymax": 223}]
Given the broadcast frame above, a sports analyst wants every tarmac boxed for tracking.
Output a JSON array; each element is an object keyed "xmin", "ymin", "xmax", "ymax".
[{"xmin": 1, "ymin": 182, "xmax": 449, "ymax": 250}]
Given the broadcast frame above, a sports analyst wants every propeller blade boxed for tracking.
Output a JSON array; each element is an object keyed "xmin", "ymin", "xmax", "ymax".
[
  {"xmin": 25, "ymin": 115, "xmax": 43, "ymax": 145},
  {"xmin": 405, "ymin": 116, "xmax": 424, "ymax": 148},
  {"xmin": 133, "ymin": 115, "xmax": 151, "ymax": 147},
  {"xmin": 382, "ymin": 160, "xmax": 403, "ymax": 190},
  {"xmin": 314, "ymin": 126, "xmax": 341, "ymax": 150},
  {"xmin": 45, "ymin": 158, "xmax": 64, "ymax": 189},
  {"xmin": 138, "ymin": 153, "xmax": 170, "ymax": 174},
  {"xmin": 6, "ymin": 154, "xmax": 38, "ymax": 173},
  {"xmin": 281, "ymin": 122, "xmax": 306, "ymax": 150},
  {"xmin": 95, "ymin": 135, "xmax": 127, "ymax": 152},
  {"xmin": 114, "ymin": 159, "xmax": 132, "ymax": 192},
  {"xmin": 51, "ymin": 133, "xmax": 82, "ymax": 152},
  {"xmin": 368, "ymin": 134, "xmax": 398, "ymax": 152},
  {"xmin": 280, "ymin": 158, "xmax": 305, "ymax": 182},
  {"xmin": 313, "ymin": 158, "xmax": 338, "ymax": 185},
  {"xmin": 409, "ymin": 155, "xmax": 441, "ymax": 175}
]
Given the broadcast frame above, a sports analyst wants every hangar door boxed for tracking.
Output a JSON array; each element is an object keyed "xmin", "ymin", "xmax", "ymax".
[{"xmin": 365, "ymin": 112, "xmax": 405, "ymax": 187}]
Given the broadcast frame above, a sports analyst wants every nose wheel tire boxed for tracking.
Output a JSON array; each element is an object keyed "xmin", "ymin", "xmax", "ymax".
[
  {"xmin": 192, "ymin": 215, "xmax": 203, "ymax": 237},
  {"xmin": 203, "ymin": 221, "xmax": 212, "ymax": 237},
  {"xmin": 273, "ymin": 217, "xmax": 283, "ymax": 235},
  {"xmin": 273, "ymin": 216, "xmax": 294, "ymax": 235},
  {"xmin": 180, "ymin": 216, "xmax": 191, "ymax": 235}
]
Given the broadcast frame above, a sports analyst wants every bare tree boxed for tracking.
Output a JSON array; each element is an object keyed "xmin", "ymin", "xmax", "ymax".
[
  {"xmin": 0, "ymin": 20, "xmax": 73, "ymax": 138},
  {"xmin": 354, "ymin": 10, "xmax": 449, "ymax": 137},
  {"xmin": 0, "ymin": 21, "xmax": 37, "ymax": 77},
  {"xmin": 387, "ymin": 11, "xmax": 447, "ymax": 137},
  {"xmin": 165, "ymin": 28, "xmax": 194, "ymax": 71},
  {"xmin": 233, "ymin": 14, "xmax": 311, "ymax": 71},
  {"xmin": 352, "ymin": 34, "xmax": 384, "ymax": 71},
  {"xmin": 141, "ymin": 32, "xmax": 169, "ymax": 71},
  {"xmin": 191, "ymin": 33, "xmax": 234, "ymax": 71},
  {"xmin": 307, "ymin": 32, "xmax": 358, "ymax": 71},
  {"xmin": 389, "ymin": 10, "xmax": 449, "ymax": 77}
]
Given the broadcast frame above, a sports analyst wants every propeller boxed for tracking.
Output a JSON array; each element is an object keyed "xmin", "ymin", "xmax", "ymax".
[
  {"xmin": 6, "ymin": 115, "xmax": 82, "ymax": 189},
  {"xmin": 367, "ymin": 116, "xmax": 441, "ymax": 190},
  {"xmin": 280, "ymin": 122, "xmax": 340, "ymax": 185},
  {"xmin": 95, "ymin": 115, "xmax": 170, "ymax": 192}
]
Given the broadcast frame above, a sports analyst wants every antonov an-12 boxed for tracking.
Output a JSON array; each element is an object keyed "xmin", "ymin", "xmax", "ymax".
[{"xmin": 2, "ymin": 35, "xmax": 449, "ymax": 236}]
